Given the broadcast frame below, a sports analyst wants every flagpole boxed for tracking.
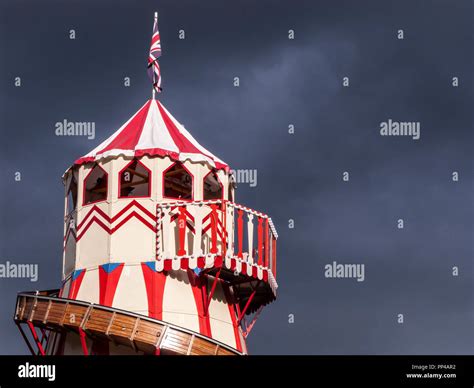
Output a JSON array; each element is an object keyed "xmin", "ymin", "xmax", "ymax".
[{"xmin": 151, "ymin": 11, "xmax": 158, "ymax": 100}]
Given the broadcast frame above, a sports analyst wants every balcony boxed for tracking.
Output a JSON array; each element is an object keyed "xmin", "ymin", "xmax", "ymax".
[{"xmin": 156, "ymin": 200, "xmax": 278, "ymax": 315}]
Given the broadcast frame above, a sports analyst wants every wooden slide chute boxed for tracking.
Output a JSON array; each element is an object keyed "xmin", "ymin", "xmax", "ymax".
[{"xmin": 14, "ymin": 291, "xmax": 239, "ymax": 356}]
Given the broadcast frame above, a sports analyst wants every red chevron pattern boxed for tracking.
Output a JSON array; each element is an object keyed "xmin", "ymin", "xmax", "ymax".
[
  {"xmin": 66, "ymin": 200, "xmax": 157, "ymax": 242},
  {"xmin": 68, "ymin": 200, "xmax": 223, "ymax": 244}
]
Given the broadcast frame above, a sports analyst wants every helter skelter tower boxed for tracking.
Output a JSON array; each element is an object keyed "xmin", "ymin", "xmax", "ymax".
[{"xmin": 14, "ymin": 13, "xmax": 278, "ymax": 356}]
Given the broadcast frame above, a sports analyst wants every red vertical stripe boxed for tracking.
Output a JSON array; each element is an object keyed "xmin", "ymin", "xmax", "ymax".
[
  {"xmin": 141, "ymin": 263, "xmax": 167, "ymax": 320},
  {"xmin": 187, "ymin": 270, "xmax": 212, "ymax": 338},
  {"xmin": 222, "ymin": 284, "xmax": 243, "ymax": 352},
  {"xmin": 99, "ymin": 264, "xmax": 124, "ymax": 306},
  {"xmin": 68, "ymin": 271, "xmax": 86, "ymax": 300}
]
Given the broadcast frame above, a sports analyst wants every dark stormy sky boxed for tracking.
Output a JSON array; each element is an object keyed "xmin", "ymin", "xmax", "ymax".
[{"xmin": 0, "ymin": 0, "xmax": 472, "ymax": 355}]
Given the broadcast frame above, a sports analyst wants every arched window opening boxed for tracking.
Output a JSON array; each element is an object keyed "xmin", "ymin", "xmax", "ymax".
[
  {"xmin": 84, "ymin": 164, "xmax": 108, "ymax": 205},
  {"xmin": 203, "ymin": 171, "xmax": 223, "ymax": 200},
  {"xmin": 163, "ymin": 163, "xmax": 193, "ymax": 200},
  {"xmin": 67, "ymin": 172, "xmax": 78, "ymax": 214},
  {"xmin": 119, "ymin": 160, "xmax": 151, "ymax": 198}
]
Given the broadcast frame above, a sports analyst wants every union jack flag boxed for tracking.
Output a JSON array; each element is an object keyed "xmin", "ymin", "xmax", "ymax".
[{"xmin": 147, "ymin": 13, "xmax": 162, "ymax": 93}]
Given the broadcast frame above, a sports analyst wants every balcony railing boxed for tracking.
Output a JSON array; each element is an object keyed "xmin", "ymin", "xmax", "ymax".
[{"xmin": 156, "ymin": 200, "xmax": 278, "ymax": 284}]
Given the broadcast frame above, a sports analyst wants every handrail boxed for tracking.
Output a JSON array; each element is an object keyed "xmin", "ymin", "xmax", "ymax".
[{"xmin": 156, "ymin": 199, "xmax": 278, "ymax": 236}]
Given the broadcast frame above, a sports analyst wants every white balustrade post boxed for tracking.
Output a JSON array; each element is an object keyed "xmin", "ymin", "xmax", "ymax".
[
  {"xmin": 193, "ymin": 205, "xmax": 203, "ymax": 257},
  {"xmin": 156, "ymin": 205, "xmax": 162, "ymax": 259},
  {"xmin": 161, "ymin": 207, "xmax": 171, "ymax": 259}
]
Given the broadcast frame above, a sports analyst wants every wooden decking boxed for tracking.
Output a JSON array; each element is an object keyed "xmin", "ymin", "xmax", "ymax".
[{"xmin": 14, "ymin": 291, "xmax": 240, "ymax": 356}]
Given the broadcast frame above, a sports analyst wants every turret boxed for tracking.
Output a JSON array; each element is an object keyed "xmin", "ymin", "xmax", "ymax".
[
  {"xmin": 13, "ymin": 12, "xmax": 278, "ymax": 356},
  {"xmin": 15, "ymin": 99, "xmax": 278, "ymax": 355}
]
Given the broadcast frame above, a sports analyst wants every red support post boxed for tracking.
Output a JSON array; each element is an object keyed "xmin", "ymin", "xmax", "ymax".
[
  {"xmin": 233, "ymin": 293, "xmax": 246, "ymax": 328},
  {"xmin": 16, "ymin": 323, "xmax": 35, "ymax": 355},
  {"xmin": 257, "ymin": 217, "xmax": 263, "ymax": 266},
  {"xmin": 235, "ymin": 300, "xmax": 242, "ymax": 321},
  {"xmin": 39, "ymin": 328, "xmax": 49, "ymax": 347},
  {"xmin": 264, "ymin": 218, "xmax": 269, "ymax": 268},
  {"xmin": 78, "ymin": 328, "xmax": 89, "ymax": 356},
  {"xmin": 243, "ymin": 306, "xmax": 263, "ymax": 338},
  {"xmin": 210, "ymin": 205, "xmax": 218, "ymax": 254},
  {"xmin": 177, "ymin": 206, "xmax": 187, "ymax": 256},
  {"xmin": 204, "ymin": 269, "xmax": 221, "ymax": 315},
  {"xmin": 237, "ymin": 289, "xmax": 257, "ymax": 324},
  {"xmin": 27, "ymin": 322, "xmax": 45, "ymax": 356},
  {"xmin": 237, "ymin": 210, "xmax": 243, "ymax": 258}
]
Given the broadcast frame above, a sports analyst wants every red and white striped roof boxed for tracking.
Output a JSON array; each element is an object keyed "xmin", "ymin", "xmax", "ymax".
[{"xmin": 74, "ymin": 100, "xmax": 228, "ymax": 171}]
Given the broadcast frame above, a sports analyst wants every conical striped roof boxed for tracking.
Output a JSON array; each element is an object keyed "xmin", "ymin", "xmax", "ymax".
[{"xmin": 74, "ymin": 100, "xmax": 228, "ymax": 171}]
